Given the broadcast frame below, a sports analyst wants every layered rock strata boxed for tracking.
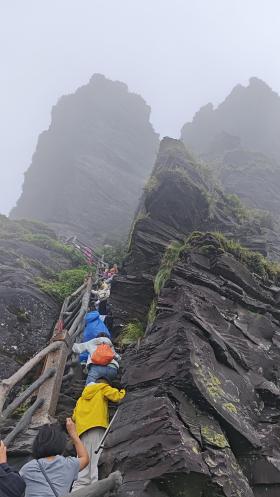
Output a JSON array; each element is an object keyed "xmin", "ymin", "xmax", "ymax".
[
  {"xmin": 181, "ymin": 78, "xmax": 280, "ymax": 217},
  {"xmin": 110, "ymin": 137, "xmax": 278, "ymax": 332},
  {"xmin": 101, "ymin": 139, "xmax": 280, "ymax": 497},
  {"xmin": 0, "ymin": 216, "xmax": 82, "ymax": 379}
]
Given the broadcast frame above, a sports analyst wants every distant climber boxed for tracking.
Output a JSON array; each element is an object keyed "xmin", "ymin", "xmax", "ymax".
[
  {"xmin": 73, "ymin": 332, "xmax": 121, "ymax": 384},
  {"xmin": 71, "ymin": 378, "xmax": 125, "ymax": 490},
  {"xmin": 103, "ymin": 264, "xmax": 118, "ymax": 284},
  {"xmin": 20, "ymin": 420, "xmax": 89, "ymax": 497},
  {"xmin": 80, "ymin": 308, "xmax": 111, "ymax": 364},
  {"xmin": 0, "ymin": 441, "xmax": 26, "ymax": 497},
  {"xmin": 92, "ymin": 280, "xmax": 110, "ymax": 304}
]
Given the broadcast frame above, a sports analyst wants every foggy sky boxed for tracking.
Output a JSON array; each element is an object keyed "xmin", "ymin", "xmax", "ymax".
[{"xmin": 1, "ymin": 0, "xmax": 279, "ymax": 214}]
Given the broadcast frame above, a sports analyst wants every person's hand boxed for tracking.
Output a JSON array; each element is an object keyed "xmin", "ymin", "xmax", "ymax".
[
  {"xmin": 66, "ymin": 418, "xmax": 78, "ymax": 440},
  {"xmin": 0, "ymin": 441, "xmax": 7, "ymax": 464}
]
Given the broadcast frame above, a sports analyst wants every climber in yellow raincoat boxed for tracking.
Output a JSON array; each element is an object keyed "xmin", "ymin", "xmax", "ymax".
[{"xmin": 71, "ymin": 378, "xmax": 125, "ymax": 490}]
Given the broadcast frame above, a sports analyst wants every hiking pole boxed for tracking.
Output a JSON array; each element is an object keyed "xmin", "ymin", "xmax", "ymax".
[{"xmin": 95, "ymin": 409, "xmax": 119, "ymax": 454}]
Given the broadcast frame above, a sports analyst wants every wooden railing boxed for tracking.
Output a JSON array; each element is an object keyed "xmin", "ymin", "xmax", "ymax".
[
  {"xmin": 0, "ymin": 261, "xmax": 121, "ymax": 496},
  {"xmin": 0, "ymin": 274, "xmax": 94, "ymax": 445}
]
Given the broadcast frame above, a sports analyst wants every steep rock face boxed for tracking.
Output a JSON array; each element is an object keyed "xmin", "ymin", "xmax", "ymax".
[
  {"xmin": 102, "ymin": 234, "xmax": 280, "ymax": 497},
  {"xmin": 10, "ymin": 74, "xmax": 159, "ymax": 245},
  {"xmin": 100, "ymin": 139, "xmax": 280, "ymax": 496},
  {"xmin": 181, "ymin": 78, "xmax": 280, "ymax": 216},
  {"xmin": 110, "ymin": 137, "xmax": 277, "ymax": 333},
  {"xmin": 0, "ymin": 216, "xmax": 81, "ymax": 379},
  {"xmin": 181, "ymin": 78, "xmax": 280, "ymax": 160}
]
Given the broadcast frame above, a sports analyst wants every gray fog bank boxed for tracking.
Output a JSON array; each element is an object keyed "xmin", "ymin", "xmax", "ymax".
[{"xmin": 1, "ymin": 0, "xmax": 279, "ymax": 213}]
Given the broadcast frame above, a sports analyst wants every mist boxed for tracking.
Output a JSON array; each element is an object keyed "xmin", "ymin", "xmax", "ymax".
[{"xmin": 1, "ymin": 0, "xmax": 280, "ymax": 214}]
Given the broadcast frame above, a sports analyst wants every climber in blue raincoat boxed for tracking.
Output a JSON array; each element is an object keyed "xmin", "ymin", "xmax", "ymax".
[{"xmin": 80, "ymin": 310, "xmax": 111, "ymax": 363}]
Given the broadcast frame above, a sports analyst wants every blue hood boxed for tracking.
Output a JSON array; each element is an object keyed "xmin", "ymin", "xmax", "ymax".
[
  {"xmin": 85, "ymin": 311, "xmax": 100, "ymax": 325},
  {"xmin": 80, "ymin": 310, "xmax": 111, "ymax": 363}
]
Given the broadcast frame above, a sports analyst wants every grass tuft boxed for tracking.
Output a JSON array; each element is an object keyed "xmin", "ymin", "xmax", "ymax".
[
  {"xmin": 119, "ymin": 320, "xmax": 145, "ymax": 346},
  {"xmin": 154, "ymin": 240, "xmax": 185, "ymax": 295},
  {"xmin": 36, "ymin": 266, "xmax": 89, "ymax": 302}
]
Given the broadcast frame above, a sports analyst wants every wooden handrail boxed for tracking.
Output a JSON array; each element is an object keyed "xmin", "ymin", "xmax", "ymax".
[
  {"xmin": 1, "ymin": 270, "xmax": 98, "ymax": 450},
  {"xmin": 32, "ymin": 275, "xmax": 93, "ymax": 424},
  {"xmin": 0, "ymin": 368, "xmax": 56, "ymax": 421},
  {"xmin": 0, "ymin": 342, "xmax": 62, "ymax": 413},
  {"xmin": 68, "ymin": 277, "xmax": 93, "ymax": 338},
  {"xmin": 3, "ymin": 398, "xmax": 44, "ymax": 447}
]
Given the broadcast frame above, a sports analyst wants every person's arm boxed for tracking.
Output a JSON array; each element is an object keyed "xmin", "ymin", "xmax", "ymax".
[
  {"xmin": 66, "ymin": 418, "xmax": 89, "ymax": 471},
  {"xmin": 72, "ymin": 336, "xmax": 99, "ymax": 354},
  {"xmin": 103, "ymin": 386, "xmax": 126, "ymax": 402},
  {"xmin": 72, "ymin": 341, "xmax": 88, "ymax": 354},
  {"xmin": 111, "ymin": 345, "xmax": 121, "ymax": 362},
  {"xmin": 0, "ymin": 441, "xmax": 26, "ymax": 497},
  {"xmin": 114, "ymin": 352, "xmax": 121, "ymax": 362}
]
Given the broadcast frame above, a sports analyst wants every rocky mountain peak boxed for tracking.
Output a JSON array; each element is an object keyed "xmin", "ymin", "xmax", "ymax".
[
  {"xmin": 181, "ymin": 77, "xmax": 280, "ymax": 161},
  {"xmin": 10, "ymin": 74, "xmax": 159, "ymax": 245}
]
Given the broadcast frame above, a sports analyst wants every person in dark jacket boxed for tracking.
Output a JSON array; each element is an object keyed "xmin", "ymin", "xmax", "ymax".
[
  {"xmin": 80, "ymin": 310, "xmax": 111, "ymax": 363},
  {"xmin": 0, "ymin": 440, "xmax": 26, "ymax": 497}
]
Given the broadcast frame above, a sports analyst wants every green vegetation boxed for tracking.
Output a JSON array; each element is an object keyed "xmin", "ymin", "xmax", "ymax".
[
  {"xmin": 37, "ymin": 266, "xmax": 89, "ymax": 302},
  {"xmin": 0, "ymin": 215, "xmax": 55, "ymax": 240},
  {"xmin": 143, "ymin": 175, "xmax": 159, "ymax": 193},
  {"xmin": 201, "ymin": 425, "xmax": 229, "ymax": 448},
  {"xmin": 154, "ymin": 240, "xmax": 185, "ymax": 294},
  {"xmin": 21, "ymin": 234, "xmax": 84, "ymax": 264},
  {"xmin": 211, "ymin": 231, "xmax": 280, "ymax": 282},
  {"xmin": 0, "ymin": 215, "xmax": 84, "ymax": 266},
  {"xmin": 224, "ymin": 193, "xmax": 249, "ymax": 222},
  {"xmin": 150, "ymin": 227, "xmax": 280, "ymax": 322},
  {"xmin": 203, "ymin": 191, "xmax": 219, "ymax": 220},
  {"xmin": 127, "ymin": 211, "xmax": 149, "ymax": 252},
  {"xmin": 147, "ymin": 299, "xmax": 157, "ymax": 326},
  {"xmin": 224, "ymin": 193, "xmax": 275, "ymax": 229},
  {"xmin": 185, "ymin": 231, "xmax": 280, "ymax": 282},
  {"xmin": 98, "ymin": 241, "xmax": 127, "ymax": 267},
  {"xmin": 223, "ymin": 402, "xmax": 238, "ymax": 414},
  {"xmin": 119, "ymin": 320, "xmax": 145, "ymax": 346}
]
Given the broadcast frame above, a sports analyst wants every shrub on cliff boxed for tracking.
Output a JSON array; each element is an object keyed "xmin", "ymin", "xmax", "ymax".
[
  {"xmin": 37, "ymin": 267, "xmax": 89, "ymax": 302},
  {"xmin": 119, "ymin": 321, "xmax": 144, "ymax": 346}
]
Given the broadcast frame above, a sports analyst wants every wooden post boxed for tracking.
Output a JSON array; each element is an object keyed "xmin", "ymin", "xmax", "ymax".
[
  {"xmin": 0, "ymin": 367, "xmax": 56, "ymax": 421},
  {"xmin": 31, "ymin": 333, "xmax": 70, "ymax": 426},
  {"xmin": 0, "ymin": 342, "xmax": 62, "ymax": 414},
  {"xmin": 3, "ymin": 398, "xmax": 44, "ymax": 447},
  {"xmin": 32, "ymin": 276, "xmax": 93, "ymax": 425}
]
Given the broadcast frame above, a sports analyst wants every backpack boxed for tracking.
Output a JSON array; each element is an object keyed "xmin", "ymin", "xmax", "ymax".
[{"xmin": 91, "ymin": 343, "xmax": 115, "ymax": 365}]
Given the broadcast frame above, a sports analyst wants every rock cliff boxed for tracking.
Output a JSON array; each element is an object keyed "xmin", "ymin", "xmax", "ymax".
[
  {"xmin": 10, "ymin": 74, "xmax": 159, "ymax": 245},
  {"xmin": 181, "ymin": 78, "xmax": 280, "ymax": 217},
  {"xmin": 0, "ymin": 215, "xmax": 83, "ymax": 379},
  {"xmin": 100, "ymin": 139, "xmax": 280, "ymax": 497}
]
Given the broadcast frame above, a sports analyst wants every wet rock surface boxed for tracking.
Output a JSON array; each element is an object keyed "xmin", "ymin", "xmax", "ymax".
[
  {"xmin": 102, "ymin": 139, "xmax": 280, "ymax": 496},
  {"xmin": 0, "ymin": 217, "xmax": 79, "ymax": 379},
  {"xmin": 102, "ymin": 234, "xmax": 280, "ymax": 497},
  {"xmin": 110, "ymin": 138, "xmax": 279, "ymax": 334}
]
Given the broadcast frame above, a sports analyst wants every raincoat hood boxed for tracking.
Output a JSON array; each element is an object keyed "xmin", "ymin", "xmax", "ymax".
[
  {"xmin": 85, "ymin": 311, "xmax": 100, "ymax": 324},
  {"xmin": 81, "ymin": 383, "xmax": 108, "ymax": 400},
  {"xmin": 73, "ymin": 383, "xmax": 125, "ymax": 436}
]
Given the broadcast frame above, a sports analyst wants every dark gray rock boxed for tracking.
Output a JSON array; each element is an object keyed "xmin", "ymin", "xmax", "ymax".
[
  {"xmin": 181, "ymin": 78, "xmax": 280, "ymax": 220},
  {"xmin": 101, "ymin": 139, "xmax": 280, "ymax": 496},
  {"xmin": 181, "ymin": 78, "xmax": 280, "ymax": 161},
  {"xmin": 10, "ymin": 74, "xmax": 159, "ymax": 245},
  {"xmin": 0, "ymin": 216, "xmax": 80, "ymax": 379},
  {"xmin": 101, "ymin": 234, "xmax": 280, "ymax": 497}
]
